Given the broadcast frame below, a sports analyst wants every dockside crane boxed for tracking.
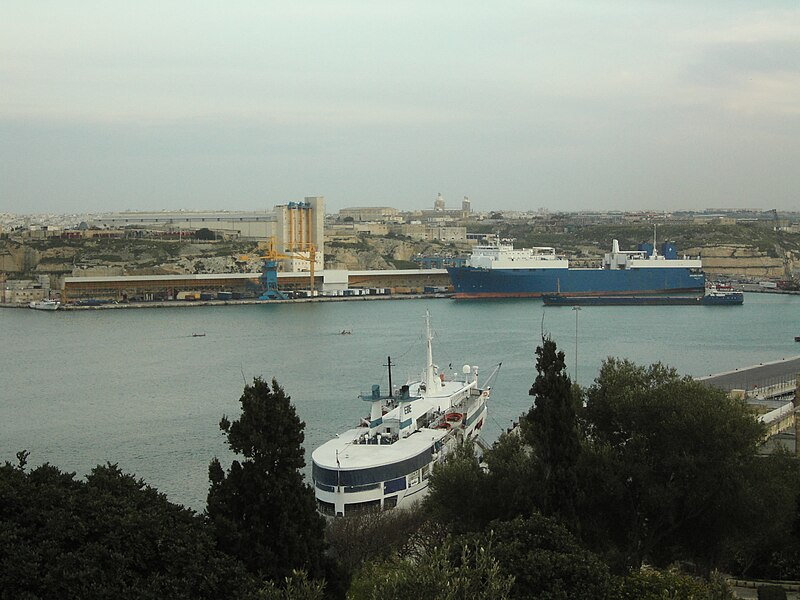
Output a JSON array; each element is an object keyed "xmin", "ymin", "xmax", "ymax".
[{"xmin": 238, "ymin": 238, "xmax": 317, "ymax": 300}]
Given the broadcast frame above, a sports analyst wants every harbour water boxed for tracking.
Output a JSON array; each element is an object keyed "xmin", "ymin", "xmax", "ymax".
[{"xmin": 2, "ymin": 294, "xmax": 799, "ymax": 510}]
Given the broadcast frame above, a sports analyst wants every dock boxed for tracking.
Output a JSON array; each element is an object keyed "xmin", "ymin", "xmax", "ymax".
[{"xmin": 699, "ymin": 357, "xmax": 800, "ymax": 443}]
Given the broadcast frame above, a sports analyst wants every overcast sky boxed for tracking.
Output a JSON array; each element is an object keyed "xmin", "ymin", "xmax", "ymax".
[{"xmin": 1, "ymin": 1, "xmax": 799, "ymax": 214}]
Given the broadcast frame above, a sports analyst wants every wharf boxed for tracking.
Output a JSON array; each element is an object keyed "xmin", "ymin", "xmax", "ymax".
[
  {"xmin": 697, "ymin": 356, "xmax": 800, "ymax": 394},
  {"xmin": 2, "ymin": 292, "xmax": 453, "ymax": 311}
]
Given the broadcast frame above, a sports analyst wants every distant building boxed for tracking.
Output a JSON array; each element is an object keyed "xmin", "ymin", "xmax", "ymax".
[
  {"xmin": 421, "ymin": 193, "xmax": 472, "ymax": 221},
  {"xmin": 397, "ymin": 224, "xmax": 466, "ymax": 242},
  {"xmin": 338, "ymin": 207, "xmax": 400, "ymax": 222}
]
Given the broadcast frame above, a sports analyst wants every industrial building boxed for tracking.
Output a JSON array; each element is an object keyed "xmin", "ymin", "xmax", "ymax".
[
  {"xmin": 60, "ymin": 269, "xmax": 451, "ymax": 304},
  {"xmin": 93, "ymin": 196, "xmax": 325, "ymax": 274}
]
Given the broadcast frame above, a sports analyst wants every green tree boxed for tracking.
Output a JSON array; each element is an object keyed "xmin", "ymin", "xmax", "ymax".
[
  {"xmin": 614, "ymin": 568, "xmax": 734, "ymax": 600},
  {"xmin": 580, "ymin": 359, "xmax": 765, "ymax": 572},
  {"xmin": 194, "ymin": 227, "xmax": 217, "ymax": 240},
  {"xmin": 0, "ymin": 454, "xmax": 256, "ymax": 600},
  {"xmin": 206, "ymin": 377, "xmax": 330, "ymax": 586},
  {"xmin": 347, "ymin": 541, "xmax": 513, "ymax": 600},
  {"xmin": 454, "ymin": 515, "xmax": 612, "ymax": 600},
  {"xmin": 424, "ymin": 439, "xmax": 491, "ymax": 533},
  {"xmin": 522, "ymin": 337, "xmax": 581, "ymax": 526},
  {"xmin": 723, "ymin": 452, "xmax": 800, "ymax": 579}
]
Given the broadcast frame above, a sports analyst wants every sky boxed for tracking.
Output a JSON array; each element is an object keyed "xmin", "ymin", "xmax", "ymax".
[{"xmin": 1, "ymin": 1, "xmax": 799, "ymax": 215}]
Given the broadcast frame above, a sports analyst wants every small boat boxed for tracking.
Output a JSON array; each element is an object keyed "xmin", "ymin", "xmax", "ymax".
[
  {"xmin": 794, "ymin": 336, "xmax": 800, "ymax": 342},
  {"xmin": 340, "ymin": 329, "xmax": 352, "ymax": 335},
  {"xmin": 311, "ymin": 312, "xmax": 500, "ymax": 516},
  {"xmin": 191, "ymin": 332, "xmax": 206, "ymax": 337},
  {"xmin": 28, "ymin": 299, "xmax": 60, "ymax": 311}
]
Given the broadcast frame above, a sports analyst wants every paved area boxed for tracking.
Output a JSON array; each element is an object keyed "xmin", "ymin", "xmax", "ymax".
[{"xmin": 697, "ymin": 356, "xmax": 800, "ymax": 392}]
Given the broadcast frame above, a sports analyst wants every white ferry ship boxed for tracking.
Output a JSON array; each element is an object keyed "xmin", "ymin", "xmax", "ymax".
[{"xmin": 311, "ymin": 312, "xmax": 499, "ymax": 517}]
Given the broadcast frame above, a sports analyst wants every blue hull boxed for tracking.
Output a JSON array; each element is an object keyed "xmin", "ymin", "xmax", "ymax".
[{"xmin": 446, "ymin": 267, "xmax": 705, "ymax": 299}]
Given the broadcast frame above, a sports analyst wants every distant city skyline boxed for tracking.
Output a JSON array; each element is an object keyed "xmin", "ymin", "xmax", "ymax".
[{"xmin": 2, "ymin": 1, "xmax": 799, "ymax": 215}]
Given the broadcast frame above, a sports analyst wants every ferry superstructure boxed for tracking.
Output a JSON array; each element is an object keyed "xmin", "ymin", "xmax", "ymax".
[
  {"xmin": 311, "ymin": 313, "xmax": 498, "ymax": 517},
  {"xmin": 447, "ymin": 237, "xmax": 704, "ymax": 299}
]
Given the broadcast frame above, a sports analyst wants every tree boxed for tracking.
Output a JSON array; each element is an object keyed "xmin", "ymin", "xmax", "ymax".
[
  {"xmin": 347, "ymin": 541, "xmax": 513, "ymax": 600},
  {"xmin": 722, "ymin": 452, "xmax": 800, "ymax": 580},
  {"xmin": 453, "ymin": 515, "xmax": 613, "ymax": 600},
  {"xmin": 206, "ymin": 377, "xmax": 330, "ymax": 586},
  {"xmin": 522, "ymin": 336, "xmax": 581, "ymax": 526},
  {"xmin": 579, "ymin": 359, "xmax": 765, "ymax": 573},
  {"xmin": 194, "ymin": 227, "xmax": 216, "ymax": 240},
  {"xmin": 424, "ymin": 439, "xmax": 492, "ymax": 533},
  {"xmin": 614, "ymin": 568, "xmax": 734, "ymax": 600},
  {"xmin": 426, "ymin": 338, "xmax": 582, "ymax": 530},
  {"xmin": 0, "ymin": 453, "xmax": 256, "ymax": 600}
]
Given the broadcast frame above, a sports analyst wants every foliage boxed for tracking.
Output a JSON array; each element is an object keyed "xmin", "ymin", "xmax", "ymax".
[
  {"xmin": 454, "ymin": 515, "xmax": 612, "ymax": 600},
  {"xmin": 0, "ymin": 452, "xmax": 256, "ymax": 600},
  {"xmin": 258, "ymin": 571, "xmax": 325, "ymax": 600},
  {"xmin": 424, "ymin": 439, "xmax": 492, "ymax": 533},
  {"xmin": 206, "ymin": 377, "xmax": 335, "ymax": 589},
  {"xmin": 347, "ymin": 541, "xmax": 513, "ymax": 600},
  {"xmin": 757, "ymin": 586, "xmax": 788, "ymax": 600},
  {"xmin": 325, "ymin": 505, "xmax": 432, "ymax": 572},
  {"xmin": 522, "ymin": 337, "xmax": 581, "ymax": 526},
  {"xmin": 614, "ymin": 568, "xmax": 734, "ymax": 600},
  {"xmin": 580, "ymin": 359, "xmax": 765, "ymax": 572},
  {"xmin": 722, "ymin": 452, "xmax": 800, "ymax": 579},
  {"xmin": 194, "ymin": 227, "xmax": 217, "ymax": 240}
]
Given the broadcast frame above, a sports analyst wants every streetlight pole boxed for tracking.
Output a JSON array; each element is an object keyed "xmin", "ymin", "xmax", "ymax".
[{"xmin": 572, "ymin": 306, "xmax": 581, "ymax": 382}]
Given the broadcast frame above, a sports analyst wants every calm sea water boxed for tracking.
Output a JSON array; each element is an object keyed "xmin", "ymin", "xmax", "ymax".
[{"xmin": 2, "ymin": 294, "xmax": 799, "ymax": 510}]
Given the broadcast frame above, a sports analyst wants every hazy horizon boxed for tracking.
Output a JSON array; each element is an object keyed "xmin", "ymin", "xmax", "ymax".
[{"xmin": 2, "ymin": 2, "xmax": 799, "ymax": 215}]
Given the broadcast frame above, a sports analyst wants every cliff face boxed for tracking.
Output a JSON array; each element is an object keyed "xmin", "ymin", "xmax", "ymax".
[
  {"xmin": 685, "ymin": 245, "xmax": 791, "ymax": 278},
  {"xmin": 324, "ymin": 237, "xmax": 468, "ymax": 271}
]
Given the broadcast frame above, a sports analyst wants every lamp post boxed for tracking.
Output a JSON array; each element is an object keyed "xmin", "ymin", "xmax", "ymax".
[{"xmin": 572, "ymin": 306, "xmax": 581, "ymax": 382}]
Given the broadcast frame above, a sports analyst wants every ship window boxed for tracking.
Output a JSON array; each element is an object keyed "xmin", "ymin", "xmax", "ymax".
[
  {"xmin": 313, "ymin": 447, "xmax": 434, "ymax": 487},
  {"xmin": 345, "ymin": 483, "xmax": 380, "ymax": 493},
  {"xmin": 384, "ymin": 496, "xmax": 398, "ymax": 509},
  {"xmin": 345, "ymin": 499, "xmax": 381, "ymax": 515},
  {"xmin": 385, "ymin": 476, "xmax": 407, "ymax": 494}
]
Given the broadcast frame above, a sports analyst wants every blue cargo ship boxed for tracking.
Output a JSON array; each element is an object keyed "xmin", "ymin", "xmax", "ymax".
[{"xmin": 447, "ymin": 238, "xmax": 704, "ymax": 299}]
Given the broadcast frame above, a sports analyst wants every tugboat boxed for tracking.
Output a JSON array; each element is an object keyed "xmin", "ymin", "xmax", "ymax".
[{"xmin": 311, "ymin": 312, "xmax": 500, "ymax": 516}]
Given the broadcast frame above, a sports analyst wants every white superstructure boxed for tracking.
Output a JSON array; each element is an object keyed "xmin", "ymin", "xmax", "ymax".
[
  {"xmin": 602, "ymin": 239, "xmax": 702, "ymax": 270},
  {"xmin": 467, "ymin": 238, "xmax": 568, "ymax": 270},
  {"xmin": 311, "ymin": 312, "xmax": 498, "ymax": 516}
]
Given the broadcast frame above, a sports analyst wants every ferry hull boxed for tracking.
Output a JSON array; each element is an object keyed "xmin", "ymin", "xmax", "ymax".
[
  {"xmin": 312, "ymin": 399, "xmax": 488, "ymax": 516},
  {"xmin": 447, "ymin": 266, "xmax": 705, "ymax": 299}
]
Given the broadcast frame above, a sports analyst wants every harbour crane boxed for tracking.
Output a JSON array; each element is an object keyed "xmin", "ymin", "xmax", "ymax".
[{"xmin": 238, "ymin": 238, "xmax": 317, "ymax": 300}]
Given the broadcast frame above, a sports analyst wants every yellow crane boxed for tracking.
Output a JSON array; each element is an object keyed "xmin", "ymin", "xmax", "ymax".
[{"xmin": 239, "ymin": 237, "xmax": 317, "ymax": 299}]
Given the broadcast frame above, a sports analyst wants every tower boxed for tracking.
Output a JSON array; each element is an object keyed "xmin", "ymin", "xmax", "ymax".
[{"xmin": 273, "ymin": 196, "xmax": 325, "ymax": 273}]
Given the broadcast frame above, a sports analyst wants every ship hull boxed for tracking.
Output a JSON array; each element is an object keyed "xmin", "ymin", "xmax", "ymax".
[
  {"xmin": 447, "ymin": 266, "xmax": 705, "ymax": 299},
  {"xmin": 542, "ymin": 292, "xmax": 743, "ymax": 306}
]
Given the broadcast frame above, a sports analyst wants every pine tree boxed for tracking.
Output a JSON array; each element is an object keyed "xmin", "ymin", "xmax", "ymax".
[
  {"xmin": 524, "ymin": 336, "xmax": 582, "ymax": 526},
  {"xmin": 206, "ymin": 377, "xmax": 328, "ymax": 584}
]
